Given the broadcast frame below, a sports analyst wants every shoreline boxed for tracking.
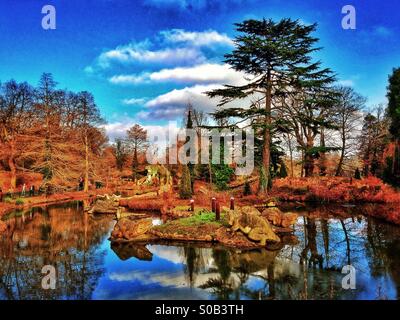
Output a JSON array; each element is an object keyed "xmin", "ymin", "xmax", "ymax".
[{"xmin": 0, "ymin": 188, "xmax": 114, "ymax": 217}]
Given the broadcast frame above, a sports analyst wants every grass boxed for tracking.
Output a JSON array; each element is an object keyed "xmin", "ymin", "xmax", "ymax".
[
  {"xmin": 174, "ymin": 210, "xmax": 228, "ymax": 227},
  {"xmin": 154, "ymin": 210, "xmax": 229, "ymax": 235}
]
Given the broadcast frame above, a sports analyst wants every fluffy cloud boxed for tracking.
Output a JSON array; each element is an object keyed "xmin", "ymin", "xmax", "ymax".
[
  {"xmin": 141, "ymin": 84, "xmax": 220, "ymax": 119},
  {"xmin": 98, "ymin": 46, "xmax": 204, "ymax": 69},
  {"xmin": 103, "ymin": 120, "xmax": 180, "ymax": 142},
  {"xmin": 109, "ymin": 63, "xmax": 245, "ymax": 85},
  {"xmin": 161, "ymin": 29, "xmax": 233, "ymax": 47},
  {"xmin": 88, "ymin": 28, "xmax": 232, "ymax": 72}
]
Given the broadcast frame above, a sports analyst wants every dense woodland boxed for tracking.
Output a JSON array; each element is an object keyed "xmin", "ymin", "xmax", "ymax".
[{"xmin": 1, "ymin": 19, "xmax": 399, "ymax": 197}]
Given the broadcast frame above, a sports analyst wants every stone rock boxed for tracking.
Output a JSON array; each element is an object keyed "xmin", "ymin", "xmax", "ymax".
[
  {"xmin": 262, "ymin": 208, "xmax": 298, "ymax": 228},
  {"xmin": 281, "ymin": 212, "xmax": 298, "ymax": 228},
  {"xmin": 111, "ymin": 218, "xmax": 153, "ymax": 241},
  {"xmin": 262, "ymin": 207, "xmax": 282, "ymax": 225},
  {"xmin": 226, "ymin": 207, "xmax": 280, "ymax": 245},
  {"xmin": 89, "ymin": 195, "xmax": 120, "ymax": 214},
  {"xmin": 241, "ymin": 206, "xmax": 261, "ymax": 216}
]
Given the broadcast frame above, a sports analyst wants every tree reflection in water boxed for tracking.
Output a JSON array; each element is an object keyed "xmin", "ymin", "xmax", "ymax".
[
  {"xmin": 0, "ymin": 201, "xmax": 112, "ymax": 300},
  {"xmin": 1, "ymin": 203, "xmax": 400, "ymax": 300}
]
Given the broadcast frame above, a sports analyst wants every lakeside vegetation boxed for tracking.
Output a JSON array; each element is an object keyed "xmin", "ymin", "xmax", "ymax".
[{"xmin": 1, "ymin": 18, "xmax": 400, "ymax": 228}]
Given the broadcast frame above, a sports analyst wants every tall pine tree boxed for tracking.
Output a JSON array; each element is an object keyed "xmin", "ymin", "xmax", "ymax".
[
  {"xmin": 387, "ymin": 68, "xmax": 400, "ymax": 182},
  {"xmin": 207, "ymin": 18, "xmax": 329, "ymax": 191}
]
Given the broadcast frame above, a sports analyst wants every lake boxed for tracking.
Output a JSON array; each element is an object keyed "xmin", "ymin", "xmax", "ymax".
[{"xmin": 0, "ymin": 201, "xmax": 399, "ymax": 300}]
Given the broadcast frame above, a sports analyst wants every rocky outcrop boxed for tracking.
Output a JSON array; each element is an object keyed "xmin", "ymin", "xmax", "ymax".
[
  {"xmin": 88, "ymin": 194, "xmax": 121, "ymax": 214},
  {"xmin": 111, "ymin": 218, "xmax": 154, "ymax": 241},
  {"xmin": 262, "ymin": 207, "xmax": 298, "ymax": 228},
  {"xmin": 226, "ymin": 207, "xmax": 281, "ymax": 245}
]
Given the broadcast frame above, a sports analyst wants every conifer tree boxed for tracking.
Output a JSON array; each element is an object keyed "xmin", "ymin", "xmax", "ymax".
[
  {"xmin": 387, "ymin": 68, "xmax": 400, "ymax": 182},
  {"xmin": 207, "ymin": 18, "xmax": 332, "ymax": 190}
]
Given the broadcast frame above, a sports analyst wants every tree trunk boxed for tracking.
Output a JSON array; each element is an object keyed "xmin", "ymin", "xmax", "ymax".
[
  {"xmin": 304, "ymin": 137, "xmax": 314, "ymax": 177},
  {"xmin": 259, "ymin": 75, "xmax": 272, "ymax": 193},
  {"xmin": 287, "ymin": 133, "xmax": 294, "ymax": 177},
  {"xmin": 8, "ymin": 139, "xmax": 17, "ymax": 189},
  {"xmin": 84, "ymin": 133, "xmax": 89, "ymax": 192},
  {"xmin": 336, "ymin": 132, "xmax": 346, "ymax": 176},
  {"xmin": 319, "ymin": 127, "xmax": 327, "ymax": 176},
  {"xmin": 133, "ymin": 146, "xmax": 138, "ymax": 183}
]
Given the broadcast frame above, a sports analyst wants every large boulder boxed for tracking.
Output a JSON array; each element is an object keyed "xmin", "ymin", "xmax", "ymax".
[
  {"xmin": 111, "ymin": 218, "xmax": 153, "ymax": 241},
  {"xmin": 226, "ymin": 207, "xmax": 280, "ymax": 245},
  {"xmin": 89, "ymin": 194, "xmax": 120, "ymax": 214},
  {"xmin": 262, "ymin": 208, "xmax": 298, "ymax": 228}
]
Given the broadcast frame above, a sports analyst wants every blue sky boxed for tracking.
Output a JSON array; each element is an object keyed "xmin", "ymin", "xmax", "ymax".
[{"xmin": 1, "ymin": 0, "xmax": 399, "ymax": 139}]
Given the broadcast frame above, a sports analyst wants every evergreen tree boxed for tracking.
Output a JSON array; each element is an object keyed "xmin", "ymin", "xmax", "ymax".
[
  {"xmin": 387, "ymin": 68, "xmax": 400, "ymax": 182},
  {"xmin": 207, "ymin": 18, "xmax": 333, "ymax": 189},
  {"xmin": 127, "ymin": 124, "xmax": 148, "ymax": 181},
  {"xmin": 114, "ymin": 139, "xmax": 128, "ymax": 172},
  {"xmin": 278, "ymin": 160, "xmax": 288, "ymax": 178},
  {"xmin": 185, "ymin": 108, "xmax": 195, "ymax": 193}
]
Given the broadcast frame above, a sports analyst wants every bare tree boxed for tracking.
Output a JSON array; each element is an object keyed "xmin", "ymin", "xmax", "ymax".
[{"xmin": 333, "ymin": 87, "xmax": 365, "ymax": 176}]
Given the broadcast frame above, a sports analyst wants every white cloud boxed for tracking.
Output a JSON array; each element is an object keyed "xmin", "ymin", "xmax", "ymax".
[
  {"xmin": 161, "ymin": 29, "xmax": 233, "ymax": 47},
  {"xmin": 109, "ymin": 74, "xmax": 149, "ymax": 85},
  {"xmin": 139, "ymin": 81, "xmax": 259, "ymax": 120},
  {"xmin": 103, "ymin": 120, "xmax": 180, "ymax": 142},
  {"xmin": 99, "ymin": 46, "xmax": 204, "ymax": 68},
  {"xmin": 109, "ymin": 63, "xmax": 246, "ymax": 85},
  {"xmin": 143, "ymin": 83, "xmax": 220, "ymax": 118},
  {"xmin": 86, "ymin": 28, "xmax": 232, "ymax": 73},
  {"xmin": 122, "ymin": 97, "xmax": 148, "ymax": 105}
]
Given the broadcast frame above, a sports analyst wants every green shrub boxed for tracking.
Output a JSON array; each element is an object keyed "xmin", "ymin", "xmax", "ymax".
[
  {"xmin": 212, "ymin": 164, "xmax": 234, "ymax": 190},
  {"xmin": 15, "ymin": 198, "xmax": 24, "ymax": 205},
  {"xmin": 4, "ymin": 197, "xmax": 13, "ymax": 204}
]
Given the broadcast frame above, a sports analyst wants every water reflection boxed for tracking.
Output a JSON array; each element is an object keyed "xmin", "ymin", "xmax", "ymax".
[
  {"xmin": 1, "ymin": 202, "xmax": 400, "ymax": 300},
  {"xmin": 0, "ymin": 201, "xmax": 113, "ymax": 300}
]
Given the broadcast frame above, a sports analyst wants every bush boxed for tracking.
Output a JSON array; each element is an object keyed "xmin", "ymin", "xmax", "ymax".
[
  {"xmin": 212, "ymin": 164, "xmax": 234, "ymax": 191},
  {"xmin": 15, "ymin": 198, "xmax": 25, "ymax": 205}
]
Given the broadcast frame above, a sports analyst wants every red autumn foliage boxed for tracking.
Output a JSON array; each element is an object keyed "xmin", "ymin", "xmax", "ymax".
[{"xmin": 273, "ymin": 176, "xmax": 400, "ymax": 204}]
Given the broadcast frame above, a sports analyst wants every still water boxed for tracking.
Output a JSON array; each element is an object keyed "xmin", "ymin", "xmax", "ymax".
[{"xmin": 0, "ymin": 201, "xmax": 399, "ymax": 300}]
